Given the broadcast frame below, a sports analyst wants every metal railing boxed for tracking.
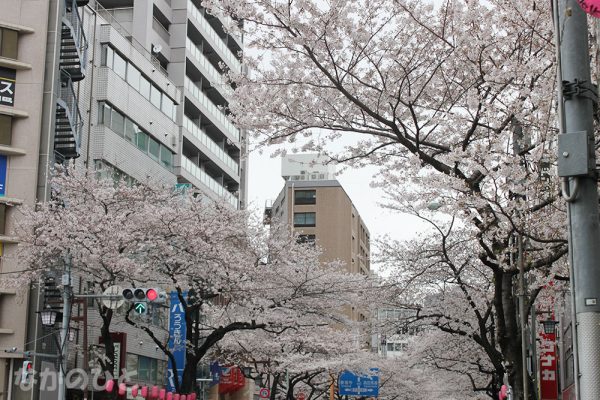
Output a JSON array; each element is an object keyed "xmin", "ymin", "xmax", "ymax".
[
  {"xmin": 186, "ymin": 38, "xmax": 233, "ymax": 99},
  {"xmin": 183, "ymin": 115, "xmax": 239, "ymax": 174},
  {"xmin": 55, "ymin": 73, "xmax": 83, "ymax": 156},
  {"xmin": 187, "ymin": 1, "xmax": 242, "ymax": 73},
  {"xmin": 181, "ymin": 156, "xmax": 238, "ymax": 208},
  {"xmin": 184, "ymin": 76, "xmax": 240, "ymax": 141},
  {"xmin": 64, "ymin": 0, "xmax": 89, "ymax": 71}
]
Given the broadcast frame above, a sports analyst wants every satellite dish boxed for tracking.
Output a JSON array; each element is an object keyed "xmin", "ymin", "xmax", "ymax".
[{"xmin": 152, "ymin": 44, "xmax": 162, "ymax": 54}]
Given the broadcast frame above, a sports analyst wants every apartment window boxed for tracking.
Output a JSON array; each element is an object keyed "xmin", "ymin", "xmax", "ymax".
[
  {"xmin": 135, "ymin": 129, "xmax": 148, "ymax": 151},
  {"xmin": 297, "ymin": 234, "xmax": 316, "ymax": 245},
  {"xmin": 294, "ymin": 190, "xmax": 316, "ymax": 205},
  {"xmin": 150, "ymin": 85, "xmax": 161, "ymax": 109},
  {"xmin": 97, "ymin": 102, "xmax": 174, "ymax": 171},
  {"xmin": 127, "ymin": 63, "xmax": 141, "ymax": 91},
  {"xmin": 100, "ymin": 45, "xmax": 176, "ymax": 121},
  {"xmin": 111, "ymin": 109, "xmax": 125, "ymax": 136},
  {"xmin": 0, "ymin": 114, "xmax": 12, "ymax": 145},
  {"xmin": 294, "ymin": 212, "xmax": 316, "ymax": 227},
  {"xmin": 124, "ymin": 119, "xmax": 136, "ymax": 143},
  {"xmin": 148, "ymin": 137, "xmax": 160, "ymax": 160},
  {"xmin": 0, "ymin": 28, "xmax": 18, "ymax": 59},
  {"xmin": 160, "ymin": 145, "xmax": 172, "ymax": 168},
  {"xmin": 103, "ymin": 46, "xmax": 114, "ymax": 68},
  {"xmin": 113, "ymin": 52, "xmax": 127, "ymax": 79},
  {"xmin": 139, "ymin": 76, "xmax": 151, "ymax": 100},
  {"xmin": 161, "ymin": 97, "xmax": 174, "ymax": 120}
]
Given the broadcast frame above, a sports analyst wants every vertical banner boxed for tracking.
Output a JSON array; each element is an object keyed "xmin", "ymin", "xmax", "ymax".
[
  {"xmin": 98, "ymin": 332, "xmax": 127, "ymax": 380},
  {"xmin": 0, "ymin": 155, "xmax": 7, "ymax": 197},
  {"xmin": 0, "ymin": 67, "xmax": 16, "ymax": 107},
  {"xmin": 167, "ymin": 291, "xmax": 187, "ymax": 392},
  {"xmin": 540, "ymin": 332, "xmax": 559, "ymax": 400}
]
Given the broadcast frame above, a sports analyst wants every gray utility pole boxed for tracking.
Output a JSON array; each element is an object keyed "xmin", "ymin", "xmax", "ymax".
[
  {"xmin": 557, "ymin": 1, "xmax": 600, "ymax": 399},
  {"xmin": 57, "ymin": 255, "xmax": 72, "ymax": 400}
]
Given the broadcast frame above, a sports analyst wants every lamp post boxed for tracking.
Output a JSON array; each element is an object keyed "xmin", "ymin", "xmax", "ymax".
[{"xmin": 542, "ymin": 319, "xmax": 558, "ymax": 336}]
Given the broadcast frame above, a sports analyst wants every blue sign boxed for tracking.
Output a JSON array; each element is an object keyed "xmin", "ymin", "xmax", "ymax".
[
  {"xmin": 338, "ymin": 369, "xmax": 379, "ymax": 397},
  {"xmin": 0, "ymin": 155, "xmax": 7, "ymax": 197},
  {"xmin": 166, "ymin": 291, "xmax": 187, "ymax": 391},
  {"xmin": 210, "ymin": 361, "xmax": 221, "ymax": 385}
]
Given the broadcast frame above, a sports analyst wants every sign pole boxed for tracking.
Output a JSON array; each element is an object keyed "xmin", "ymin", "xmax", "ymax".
[{"xmin": 557, "ymin": 1, "xmax": 600, "ymax": 399}]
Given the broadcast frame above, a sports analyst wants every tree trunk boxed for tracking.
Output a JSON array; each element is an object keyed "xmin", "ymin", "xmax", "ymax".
[
  {"xmin": 497, "ymin": 272, "xmax": 532, "ymax": 400},
  {"xmin": 180, "ymin": 361, "xmax": 197, "ymax": 394}
]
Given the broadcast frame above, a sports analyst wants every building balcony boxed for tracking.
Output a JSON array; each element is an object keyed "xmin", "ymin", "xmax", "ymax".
[
  {"xmin": 187, "ymin": 1, "xmax": 242, "ymax": 74},
  {"xmin": 184, "ymin": 76, "xmax": 240, "ymax": 142},
  {"xmin": 54, "ymin": 73, "xmax": 82, "ymax": 160},
  {"xmin": 182, "ymin": 116, "xmax": 239, "ymax": 179},
  {"xmin": 179, "ymin": 155, "xmax": 238, "ymax": 208},
  {"xmin": 60, "ymin": 0, "xmax": 88, "ymax": 81},
  {"xmin": 185, "ymin": 38, "xmax": 233, "ymax": 101}
]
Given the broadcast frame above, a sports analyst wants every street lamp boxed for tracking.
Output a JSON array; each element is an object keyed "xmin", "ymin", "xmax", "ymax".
[
  {"xmin": 542, "ymin": 319, "xmax": 558, "ymax": 335},
  {"xmin": 39, "ymin": 308, "xmax": 59, "ymax": 327}
]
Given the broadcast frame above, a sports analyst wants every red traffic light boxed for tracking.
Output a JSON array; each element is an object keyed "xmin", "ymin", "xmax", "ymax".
[{"xmin": 146, "ymin": 289, "xmax": 158, "ymax": 301}]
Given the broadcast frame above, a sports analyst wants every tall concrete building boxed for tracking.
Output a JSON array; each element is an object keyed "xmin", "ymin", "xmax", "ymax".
[
  {"xmin": 265, "ymin": 154, "xmax": 371, "ymax": 276},
  {"xmin": 0, "ymin": 0, "xmax": 246, "ymax": 399},
  {"xmin": 264, "ymin": 154, "xmax": 371, "ymax": 331}
]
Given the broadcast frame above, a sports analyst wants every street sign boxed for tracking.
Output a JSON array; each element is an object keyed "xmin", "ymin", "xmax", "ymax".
[
  {"xmin": 338, "ymin": 369, "xmax": 379, "ymax": 397},
  {"xmin": 102, "ymin": 285, "xmax": 124, "ymax": 309},
  {"xmin": 259, "ymin": 388, "xmax": 270, "ymax": 398},
  {"xmin": 134, "ymin": 302, "xmax": 147, "ymax": 314}
]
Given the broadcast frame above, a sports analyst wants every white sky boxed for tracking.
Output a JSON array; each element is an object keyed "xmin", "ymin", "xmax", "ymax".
[{"xmin": 246, "ymin": 148, "xmax": 430, "ymax": 272}]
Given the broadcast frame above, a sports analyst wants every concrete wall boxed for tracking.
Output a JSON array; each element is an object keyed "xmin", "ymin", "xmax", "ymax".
[{"xmin": 0, "ymin": 1, "xmax": 51, "ymax": 400}]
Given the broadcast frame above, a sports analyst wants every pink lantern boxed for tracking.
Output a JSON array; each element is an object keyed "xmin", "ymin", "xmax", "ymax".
[
  {"xmin": 166, "ymin": 392, "xmax": 173, "ymax": 400},
  {"xmin": 189, "ymin": 393, "xmax": 197, "ymax": 400},
  {"xmin": 105, "ymin": 380, "xmax": 115, "ymax": 393},
  {"xmin": 159, "ymin": 389, "xmax": 166, "ymax": 400},
  {"xmin": 118, "ymin": 383, "xmax": 127, "ymax": 396},
  {"xmin": 132, "ymin": 385, "xmax": 139, "ymax": 397},
  {"xmin": 173, "ymin": 394, "xmax": 180, "ymax": 400},
  {"xmin": 151, "ymin": 386, "xmax": 159, "ymax": 399},
  {"xmin": 141, "ymin": 386, "xmax": 149, "ymax": 398},
  {"xmin": 180, "ymin": 395, "xmax": 187, "ymax": 400},
  {"xmin": 578, "ymin": 0, "xmax": 600, "ymax": 18}
]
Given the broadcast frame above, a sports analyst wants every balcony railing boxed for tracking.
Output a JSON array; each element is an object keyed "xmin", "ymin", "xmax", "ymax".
[
  {"xmin": 184, "ymin": 76, "xmax": 240, "ymax": 141},
  {"xmin": 181, "ymin": 156, "xmax": 238, "ymax": 207},
  {"xmin": 187, "ymin": 2, "xmax": 242, "ymax": 73},
  {"xmin": 152, "ymin": 17, "xmax": 170, "ymax": 44},
  {"xmin": 183, "ymin": 115, "xmax": 239, "ymax": 174},
  {"xmin": 54, "ymin": 73, "xmax": 82, "ymax": 159},
  {"xmin": 60, "ymin": 0, "xmax": 88, "ymax": 81},
  {"xmin": 186, "ymin": 38, "xmax": 233, "ymax": 99}
]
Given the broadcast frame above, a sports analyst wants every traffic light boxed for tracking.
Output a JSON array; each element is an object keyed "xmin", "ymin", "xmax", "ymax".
[
  {"xmin": 122, "ymin": 288, "xmax": 166, "ymax": 303},
  {"xmin": 22, "ymin": 360, "xmax": 33, "ymax": 383}
]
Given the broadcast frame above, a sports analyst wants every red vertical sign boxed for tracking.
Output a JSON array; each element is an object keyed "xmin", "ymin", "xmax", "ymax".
[{"xmin": 540, "ymin": 332, "xmax": 558, "ymax": 400}]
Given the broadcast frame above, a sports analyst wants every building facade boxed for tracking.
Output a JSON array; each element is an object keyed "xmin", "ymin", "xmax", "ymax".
[
  {"xmin": 266, "ymin": 154, "xmax": 370, "ymax": 276},
  {"xmin": 1, "ymin": 0, "xmax": 247, "ymax": 399},
  {"xmin": 265, "ymin": 154, "xmax": 371, "ymax": 327}
]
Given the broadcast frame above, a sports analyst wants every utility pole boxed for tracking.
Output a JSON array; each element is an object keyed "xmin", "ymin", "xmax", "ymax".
[
  {"xmin": 557, "ymin": 1, "xmax": 600, "ymax": 398},
  {"xmin": 57, "ymin": 255, "xmax": 72, "ymax": 400}
]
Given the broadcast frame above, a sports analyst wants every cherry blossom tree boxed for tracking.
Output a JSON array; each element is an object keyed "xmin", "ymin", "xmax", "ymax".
[
  {"xmin": 125, "ymin": 217, "xmax": 374, "ymax": 393},
  {"xmin": 14, "ymin": 166, "xmax": 168, "ymax": 378},
  {"xmin": 201, "ymin": 0, "xmax": 567, "ymax": 397},
  {"xmin": 15, "ymin": 168, "xmax": 374, "ymax": 395}
]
